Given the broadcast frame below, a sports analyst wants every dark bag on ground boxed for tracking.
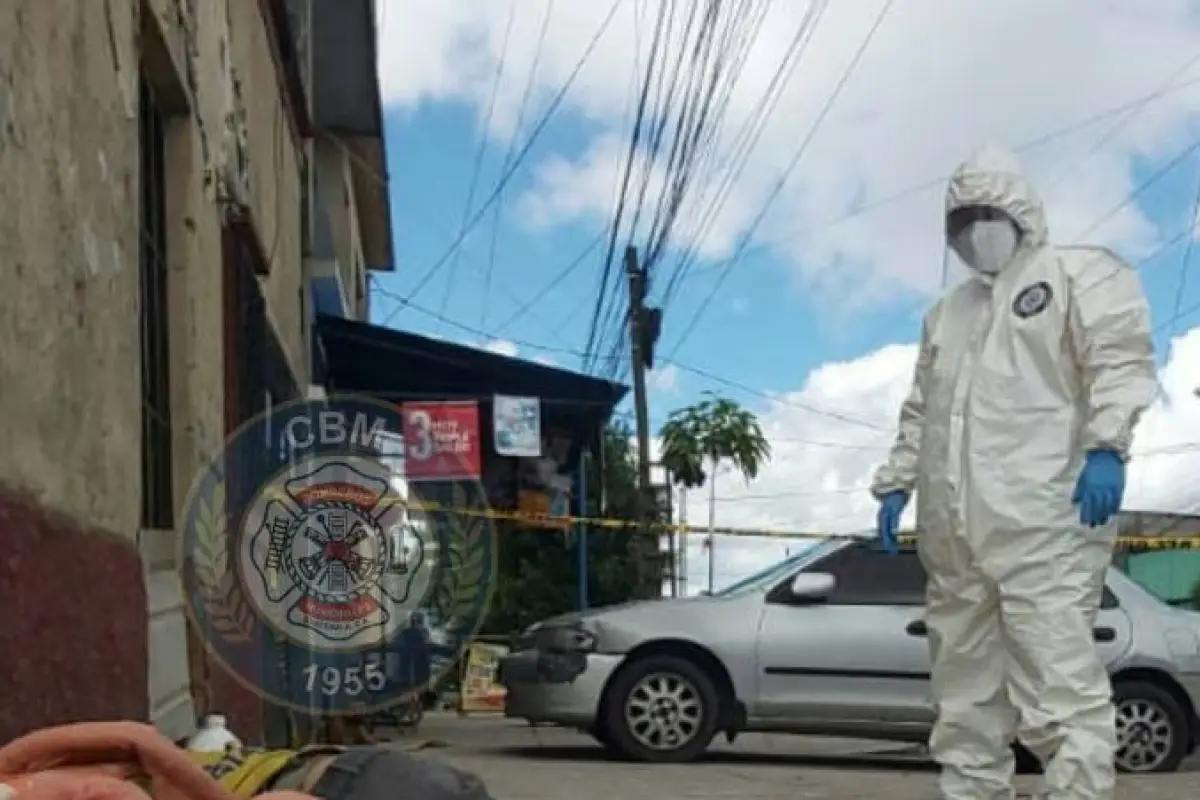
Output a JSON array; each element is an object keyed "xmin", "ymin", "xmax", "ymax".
[
  {"xmin": 281, "ymin": 746, "xmax": 496, "ymax": 800},
  {"xmin": 190, "ymin": 744, "xmax": 496, "ymax": 800}
]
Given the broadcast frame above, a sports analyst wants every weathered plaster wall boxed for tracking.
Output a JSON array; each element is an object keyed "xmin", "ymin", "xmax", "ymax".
[{"xmin": 0, "ymin": 0, "xmax": 306, "ymax": 742}]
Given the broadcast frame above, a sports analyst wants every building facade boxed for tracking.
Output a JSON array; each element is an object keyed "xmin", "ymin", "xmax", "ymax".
[{"xmin": 0, "ymin": 0, "xmax": 390, "ymax": 744}]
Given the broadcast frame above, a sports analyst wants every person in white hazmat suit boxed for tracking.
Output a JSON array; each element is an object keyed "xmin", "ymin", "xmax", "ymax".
[{"xmin": 870, "ymin": 146, "xmax": 1156, "ymax": 800}]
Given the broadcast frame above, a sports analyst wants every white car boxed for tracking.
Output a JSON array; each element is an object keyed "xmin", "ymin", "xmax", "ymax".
[{"xmin": 500, "ymin": 538, "xmax": 1200, "ymax": 772}]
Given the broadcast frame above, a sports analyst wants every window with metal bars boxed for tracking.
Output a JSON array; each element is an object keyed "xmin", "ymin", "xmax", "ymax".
[{"xmin": 139, "ymin": 75, "xmax": 175, "ymax": 531}]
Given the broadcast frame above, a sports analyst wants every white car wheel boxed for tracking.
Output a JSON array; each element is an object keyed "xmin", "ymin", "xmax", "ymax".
[
  {"xmin": 603, "ymin": 654, "xmax": 720, "ymax": 763},
  {"xmin": 623, "ymin": 671, "xmax": 705, "ymax": 752}
]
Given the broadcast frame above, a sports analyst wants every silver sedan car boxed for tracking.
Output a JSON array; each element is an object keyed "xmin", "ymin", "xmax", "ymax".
[{"xmin": 499, "ymin": 538, "xmax": 1200, "ymax": 773}]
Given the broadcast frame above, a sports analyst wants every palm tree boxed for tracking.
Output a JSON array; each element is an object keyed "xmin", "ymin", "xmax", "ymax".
[{"xmin": 658, "ymin": 393, "xmax": 771, "ymax": 594}]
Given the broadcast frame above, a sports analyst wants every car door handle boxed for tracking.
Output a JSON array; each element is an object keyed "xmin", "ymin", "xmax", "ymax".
[
  {"xmin": 906, "ymin": 620, "xmax": 927, "ymax": 637},
  {"xmin": 1093, "ymin": 626, "xmax": 1116, "ymax": 642}
]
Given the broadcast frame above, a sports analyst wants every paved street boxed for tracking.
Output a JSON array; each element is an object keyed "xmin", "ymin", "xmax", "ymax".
[{"xmin": 401, "ymin": 713, "xmax": 1197, "ymax": 799}]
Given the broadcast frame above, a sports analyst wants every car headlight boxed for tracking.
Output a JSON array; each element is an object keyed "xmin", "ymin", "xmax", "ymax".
[
  {"xmin": 549, "ymin": 627, "xmax": 595, "ymax": 653},
  {"xmin": 517, "ymin": 623, "xmax": 596, "ymax": 653}
]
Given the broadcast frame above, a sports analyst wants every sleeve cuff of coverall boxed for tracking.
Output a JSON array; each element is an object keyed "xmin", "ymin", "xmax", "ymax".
[
  {"xmin": 869, "ymin": 480, "xmax": 913, "ymax": 500},
  {"xmin": 1082, "ymin": 433, "xmax": 1132, "ymax": 462}
]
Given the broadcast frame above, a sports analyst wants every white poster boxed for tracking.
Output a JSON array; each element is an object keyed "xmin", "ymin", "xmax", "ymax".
[{"xmin": 493, "ymin": 395, "xmax": 541, "ymax": 458}]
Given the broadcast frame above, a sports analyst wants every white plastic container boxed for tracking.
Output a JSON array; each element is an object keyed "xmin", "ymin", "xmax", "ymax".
[{"xmin": 185, "ymin": 713, "xmax": 243, "ymax": 753}]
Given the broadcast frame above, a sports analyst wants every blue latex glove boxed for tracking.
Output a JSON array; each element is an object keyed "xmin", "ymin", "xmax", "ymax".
[
  {"xmin": 1072, "ymin": 449, "xmax": 1126, "ymax": 528},
  {"xmin": 876, "ymin": 491, "xmax": 909, "ymax": 554}
]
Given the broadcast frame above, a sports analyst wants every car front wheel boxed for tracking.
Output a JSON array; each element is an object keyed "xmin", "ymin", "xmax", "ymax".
[
  {"xmin": 1113, "ymin": 680, "xmax": 1190, "ymax": 773},
  {"xmin": 602, "ymin": 654, "xmax": 720, "ymax": 763}
]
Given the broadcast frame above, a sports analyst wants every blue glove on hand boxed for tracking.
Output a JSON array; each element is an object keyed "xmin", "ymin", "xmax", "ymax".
[
  {"xmin": 1072, "ymin": 449, "xmax": 1126, "ymax": 528},
  {"xmin": 876, "ymin": 491, "xmax": 909, "ymax": 554}
]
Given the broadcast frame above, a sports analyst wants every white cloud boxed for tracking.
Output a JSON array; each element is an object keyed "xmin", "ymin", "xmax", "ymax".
[
  {"xmin": 646, "ymin": 363, "xmax": 681, "ymax": 394},
  {"xmin": 469, "ymin": 339, "xmax": 562, "ymax": 367},
  {"xmin": 378, "ymin": 0, "xmax": 1200, "ymax": 304},
  {"xmin": 669, "ymin": 326, "xmax": 1200, "ymax": 593},
  {"xmin": 376, "ymin": 2, "xmax": 1200, "ymax": 591},
  {"xmin": 479, "ymin": 338, "xmax": 520, "ymax": 357}
]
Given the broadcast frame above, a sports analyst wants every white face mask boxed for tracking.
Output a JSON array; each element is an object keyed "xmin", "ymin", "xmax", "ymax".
[{"xmin": 951, "ymin": 218, "xmax": 1020, "ymax": 275}]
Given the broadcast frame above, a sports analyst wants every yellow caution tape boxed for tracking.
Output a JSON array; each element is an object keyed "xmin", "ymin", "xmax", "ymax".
[
  {"xmin": 374, "ymin": 497, "xmax": 1200, "ymax": 548},
  {"xmin": 253, "ymin": 486, "xmax": 1200, "ymax": 547}
]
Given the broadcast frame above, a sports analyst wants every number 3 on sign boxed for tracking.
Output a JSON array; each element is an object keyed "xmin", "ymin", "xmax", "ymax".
[
  {"xmin": 406, "ymin": 410, "xmax": 434, "ymax": 461},
  {"xmin": 302, "ymin": 660, "xmax": 387, "ymax": 696}
]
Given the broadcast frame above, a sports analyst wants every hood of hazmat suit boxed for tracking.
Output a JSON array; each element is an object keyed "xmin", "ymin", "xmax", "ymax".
[{"xmin": 870, "ymin": 146, "xmax": 1156, "ymax": 800}]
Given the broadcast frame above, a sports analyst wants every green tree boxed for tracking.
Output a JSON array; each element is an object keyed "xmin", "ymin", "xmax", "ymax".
[
  {"xmin": 481, "ymin": 421, "xmax": 641, "ymax": 636},
  {"xmin": 658, "ymin": 393, "xmax": 771, "ymax": 593}
]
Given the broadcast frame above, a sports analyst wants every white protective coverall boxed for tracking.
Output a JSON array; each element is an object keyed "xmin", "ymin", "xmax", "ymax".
[{"xmin": 871, "ymin": 146, "xmax": 1156, "ymax": 800}]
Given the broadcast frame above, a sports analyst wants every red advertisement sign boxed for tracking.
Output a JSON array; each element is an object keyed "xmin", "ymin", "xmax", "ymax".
[{"xmin": 400, "ymin": 401, "xmax": 482, "ymax": 481}]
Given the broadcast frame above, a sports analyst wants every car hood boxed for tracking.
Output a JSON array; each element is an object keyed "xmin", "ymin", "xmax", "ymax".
[
  {"xmin": 535, "ymin": 596, "xmax": 713, "ymax": 628},
  {"xmin": 529, "ymin": 595, "xmax": 745, "ymax": 652}
]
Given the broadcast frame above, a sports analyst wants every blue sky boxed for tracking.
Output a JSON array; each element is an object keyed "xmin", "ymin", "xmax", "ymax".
[
  {"xmin": 369, "ymin": 99, "xmax": 1199, "ymax": 420},
  {"xmin": 369, "ymin": 97, "xmax": 929, "ymax": 416},
  {"xmin": 372, "ymin": 0, "xmax": 1200, "ymax": 587}
]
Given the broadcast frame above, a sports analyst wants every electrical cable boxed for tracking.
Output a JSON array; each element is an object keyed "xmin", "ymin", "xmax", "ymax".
[
  {"xmin": 490, "ymin": 230, "xmax": 608, "ymax": 334},
  {"xmin": 592, "ymin": 1, "xmax": 774, "ymax": 379},
  {"xmin": 375, "ymin": 278, "xmax": 892, "ymax": 432},
  {"xmin": 645, "ymin": 0, "xmax": 769, "ymax": 274},
  {"xmin": 437, "ymin": 0, "xmax": 518, "ymax": 332},
  {"xmin": 581, "ymin": 0, "xmax": 670, "ymax": 373},
  {"xmin": 481, "ymin": 0, "xmax": 556, "ymax": 328},
  {"xmin": 591, "ymin": 0, "xmax": 715, "ymax": 380},
  {"xmin": 737, "ymin": 72, "xmax": 1200, "ymax": 261},
  {"xmin": 383, "ymin": 0, "xmax": 626, "ymax": 318},
  {"xmin": 666, "ymin": 0, "xmax": 895, "ymax": 361},
  {"xmin": 658, "ymin": 0, "xmax": 829, "ymax": 312},
  {"xmin": 1163, "ymin": 155, "xmax": 1200, "ymax": 343}
]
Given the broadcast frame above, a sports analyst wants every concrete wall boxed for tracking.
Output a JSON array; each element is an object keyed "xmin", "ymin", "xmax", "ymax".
[
  {"xmin": 312, "ymin": 138, "xmax": 369, "ymax": 318},
  {"xmin": 0, "ymin": 0, "xmax": 306, "ymax": 743}
]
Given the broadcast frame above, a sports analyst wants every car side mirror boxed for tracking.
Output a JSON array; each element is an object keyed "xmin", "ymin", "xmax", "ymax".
[{"xmin": 789, "ymin": 572, "xmax": 835, "ymax": 601}]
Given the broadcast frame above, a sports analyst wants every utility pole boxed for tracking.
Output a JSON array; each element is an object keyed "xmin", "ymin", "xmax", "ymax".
[
  {"xmin": 676, "ymin": 485, "xmax": 688, "ymax": 597},
  {"xmin": 625, "ymin": 246, "xmax": 660, "ymax": 598},
  {"xmin": 707, "ymin": 468, "xmax": 717, "ymax": 594}
]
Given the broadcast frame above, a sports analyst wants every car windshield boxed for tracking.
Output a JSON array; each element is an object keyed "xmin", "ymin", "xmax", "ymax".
[{"xmin": 711, "ymin": 540, "xmax": 841, "ymax": 598}]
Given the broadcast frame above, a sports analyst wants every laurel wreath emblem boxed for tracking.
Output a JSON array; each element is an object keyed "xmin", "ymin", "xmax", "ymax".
[
  {"xmin": 192, "ymin": 481, "xmax": 256, "ymax": 644},
  {"xmin": 429, "ymin": 484, "xmax": 491, "ymax": 636}
]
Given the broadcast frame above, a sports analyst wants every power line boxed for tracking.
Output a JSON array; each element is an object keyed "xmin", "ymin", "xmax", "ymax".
[
  {"xmin": 581, "ymin": 0, "xmax": 670, "ymax": 373},
  {"xmin": 385, "ymin": 0, "xmax": 626, "ymax": 316},
  {"xmin": 592, "ymin": 1, "xmax": 780, "ymax": 379},
  {"xmin": 663, "ymin": 359, "xmax": 888, "ymax": 432},
  {"xmin": 732, "ymin": 71, "xmax": 1200, "ymax": 261},
  {"xmin": 373, "ymin": 280, "xmax": 890, "ymax": 432},
  {"xmin": 598, "ymin": 0, "xmax": 787, "ymax": 377},
  {"xmin": 1164, "ymin": 154, "xmax": 1200, "ymax": 343},
  {"xmin": 666, "ymin": 0, "xmax": 895, "ymax": 360},
  {"xmin": 372, "ymin": 279, "xmax": 607, "ymax": 361},
  {"xmin": 438, "ymin": 0, "xmax": 518, "ymax": 333},
  {"xmin": 491, "ymin": 230, "xmax": 607, "ymax": 334},
  {"xmin": 482, "ymin": 0, "xmax": 556, "ymax": 329},
  {"xmin": 711, "ymin": 442, "xmax": 1200, "ymax": 503},
  {"xmin": 659, "ymin": 0, "xmax": 828, "ymax": 311},
  {"xmin": 353, "ymin": 48, "xmax": 1200, "ymax": 362}
]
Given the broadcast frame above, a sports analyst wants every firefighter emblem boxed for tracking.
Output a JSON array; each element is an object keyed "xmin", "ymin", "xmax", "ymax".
[
  {"xmin": 240, "ymin": 458, "xmax": 431, "ymax": 648},
  {"xmin": 179, "ymin": 395, "xmax": 497, "ymax": 715}
]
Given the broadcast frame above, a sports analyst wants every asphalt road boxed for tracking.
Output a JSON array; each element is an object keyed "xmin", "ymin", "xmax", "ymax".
[{"xmin": 401, "ymin": 713, "xmax": 1198, "ymax": 800}]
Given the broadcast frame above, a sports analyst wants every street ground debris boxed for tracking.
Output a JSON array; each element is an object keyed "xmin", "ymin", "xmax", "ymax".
[{"xmin": 399, "ymin": 713, "xmax": 1197, "ymax": 800}]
